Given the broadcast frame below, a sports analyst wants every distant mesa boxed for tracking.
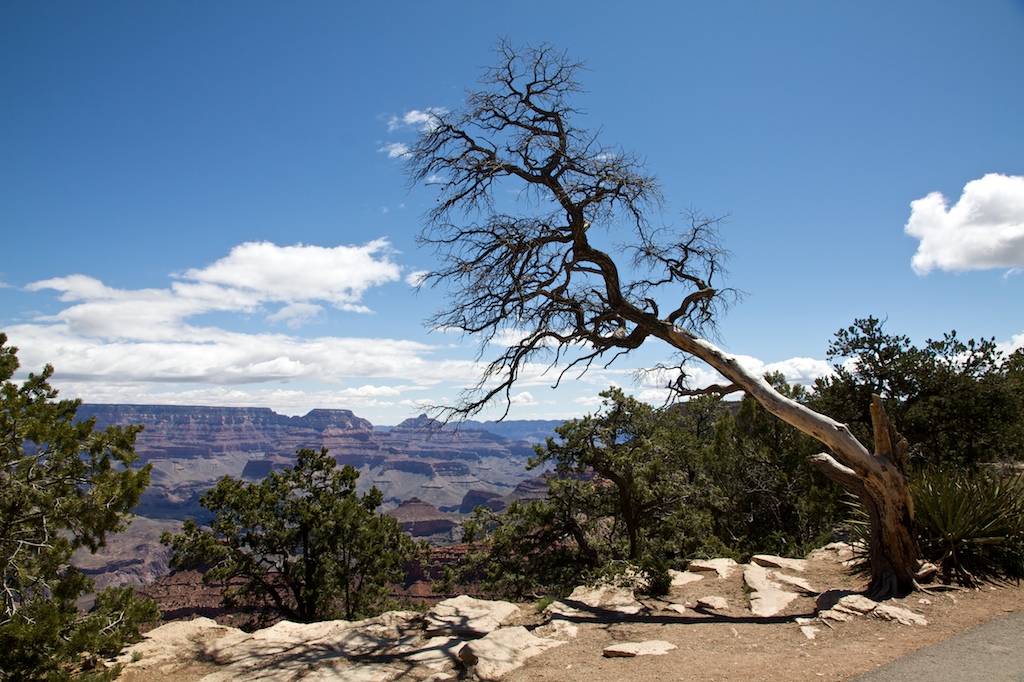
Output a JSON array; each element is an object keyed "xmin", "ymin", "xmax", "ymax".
[
  {"xmin": 387, "ymin": 498, "xmax": 458, "ymax": 537},
  {"xmin": 390, "ymin": 414, "xmax": 445, "ymax": 432},
  {"xmin": 460, "ymin": 489, "xmax": 507, "ymax": 514},
  {"xmin": 240, "ymin": 454, "xmax": 292, "ymax": 479},
  {"xmin": 79, "ymin": 404, "xmax": 377, "ymax": 462},
  {"xmin": 76, "ymin": 402, "xmax": 554, "ymax": 519},
  {"xmin": 507, "ymin": 475, "xmax": 550, "ymax": 503}
]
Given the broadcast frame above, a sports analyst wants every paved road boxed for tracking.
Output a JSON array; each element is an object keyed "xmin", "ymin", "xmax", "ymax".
[{"xmin": 852, "ymin": 609, "xmax": 1024, "ymax": 681}]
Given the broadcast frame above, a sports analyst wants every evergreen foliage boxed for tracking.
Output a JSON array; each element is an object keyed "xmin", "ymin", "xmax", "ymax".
[
  {"xmin": 811, "ymin": 317, "xmax": 1024, "ymax": 468},
  {"xmin": 462, "ymin": 388, "xmax": 716, "ymax": 597},
  {"xmin": 162, "ymin": 447, "xmax": 427, "ymax": 625},
  {"xmin": 459, "ymin": 386, "xmax": 845, "ymax": 599},
  {"xmin": 706, "ymin": 374, "xmax": 844, "ymax": 557},
  {"xmin": 0, "ymin": 334, "xmax": 158, "ymax": 682}
]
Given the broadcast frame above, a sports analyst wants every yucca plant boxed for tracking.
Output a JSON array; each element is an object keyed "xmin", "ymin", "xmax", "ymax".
[
  {"xmin": 843, "ymin": 468, "xmax": 1024, "ymax": 588},
  {"xmin": 912, "ymin": 467, "xmax": 1024, "ymax": 587}
]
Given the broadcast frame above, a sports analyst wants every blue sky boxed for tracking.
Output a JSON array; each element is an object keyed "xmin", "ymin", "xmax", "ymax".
[{"xmin": 2, "ymin": 1, "xmax": 1022, "ymax": 425}]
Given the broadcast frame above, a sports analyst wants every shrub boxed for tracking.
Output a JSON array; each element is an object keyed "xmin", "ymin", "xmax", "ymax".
[
  {"xmin": 845, "ymin": 467, "xmax": 1024, "ymax": 587},
  {"xmin": 912, "ymin": 467, "xmax": 1024, "ymax": 587}
]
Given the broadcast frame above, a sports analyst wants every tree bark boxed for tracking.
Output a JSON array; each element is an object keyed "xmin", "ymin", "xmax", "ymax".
[{"xmin": 657, "ymin": 324, "xmax": 919, "ymax": 598}]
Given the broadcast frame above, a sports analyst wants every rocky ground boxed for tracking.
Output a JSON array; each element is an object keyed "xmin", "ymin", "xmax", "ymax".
[{"xmin": 117, "ymin": 544, "xmax": 1024, "ymax": 682}]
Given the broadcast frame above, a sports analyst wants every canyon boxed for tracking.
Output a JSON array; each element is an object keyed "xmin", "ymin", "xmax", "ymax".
[{"xmin": 75, "ymin": 404, "xmax": 561, "ymax": 587}]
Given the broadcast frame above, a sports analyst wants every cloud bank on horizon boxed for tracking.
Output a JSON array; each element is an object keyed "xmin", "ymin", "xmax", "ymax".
[
  {"xmin": 905, "ymin": 173, "xmax": 1024, "ymax": 275},
  {"xmin": 3, "ymin": 173, "xmax": 1022, "ymax": 421}
]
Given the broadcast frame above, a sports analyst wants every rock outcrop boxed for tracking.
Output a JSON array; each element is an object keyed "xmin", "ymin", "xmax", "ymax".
[
  {"xmin": 119, "ymin": 544, "xmax": 937, "ymax": 681},
  {"xmin": 120, "ymin": 596, "xmax": 553, "ymax": 681},
  {"xmin": 459, "ymin": 627, "xmax": 565, "ymax": 681},
  {"xmin": 423, "ymin": 595, "xmax": 519, "ymax": 637}
]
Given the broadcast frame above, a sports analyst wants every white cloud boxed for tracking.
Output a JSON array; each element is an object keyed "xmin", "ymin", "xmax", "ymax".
[
  {"xmin": 26, "ymin": 241, "xmax": 402, "ymax": 341},
  {"xmin": 45, "ymin": 382, "xmax": 412, "ymax": 417},
  {"xmin": 378, "ymin": 142, "xmax": 409, "ymax": 159},
  {"xmin": 4, "ymin": 240, "xmax": 491, "ymax": 406},
  {"xmin": 636, "ymin": 354, "xmax": 833, "ymax": 397},
  {"xmin": 905, "ymin": 173, "xmax": 1024, "ymax": 274},
  {"xmin": 572, "ymin": 393, "xmax": 607, "ymax": 409},
  {"xmin": 405, "ymin": 270, "xmax": 430, "ymax": 287},
  {"xmin": 5, "ymin": 323, "xmax": 451, "ymax": 384},
  {"xmin": 399, "ymin": 397, "xmax": 441, "ymax": 417},
  {"xmin": 387, "ymin": 108, "xmax": 445, "ymax": 133},
  {"xmin": 182, "ymin": 240, "xmax": 400, "ymax": 309},
  {"xmin": 996, "ymin": 331, "xmax": 1024, "ymax": 357},
  {"xmin": 268, "ymin": 302, "xmax": 324, "ymax": 328},
  {"xmin": 509, "ymin": 391, "xmax": 538, "ymax": 405},
  {"xmin": 756, "ymin": 356, "xmax": 834, "ymax": 386},
  {"xmin": 379, "ymin": 108, "xmax": 446, "ymax": 162}
]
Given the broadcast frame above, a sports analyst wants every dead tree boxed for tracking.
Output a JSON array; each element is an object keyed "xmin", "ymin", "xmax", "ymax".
[{"xmin": 405, "ymin": 39, "xmax": 920, "ymax": 598}]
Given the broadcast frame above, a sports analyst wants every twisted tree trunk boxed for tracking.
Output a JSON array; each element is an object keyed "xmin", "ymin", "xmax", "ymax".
[
  {"xmin": 658, "ymin": 325, "xmax": 920, "ymax": 598},
  {"xmin": 809, "ymin": 398, "xmax": 919, "ymax": 597}
]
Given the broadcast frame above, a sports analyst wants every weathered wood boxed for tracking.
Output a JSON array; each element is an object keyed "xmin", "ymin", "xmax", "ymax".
[
  {"xmin": 860, "ymin": 396, "xmax": 918, "ymax": 597},
  {"xmin": 657, "ymin": 326, "xmax": 920, "ymax": 598}
]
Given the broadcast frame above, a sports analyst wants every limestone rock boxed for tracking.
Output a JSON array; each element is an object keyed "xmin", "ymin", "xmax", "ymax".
[
  {"xmin": 812, "ymin": 592, "xmax": 927, "ymax": 628},
  {"xmin": 424, "ymin": 595, "xmax": 519, "ymax": 637},
  {"xmin": 742, "ymin": 562, "xmax": 779, "ymax": 592},
  {"xmin": 806, "ymin": 541, "xmax": 855, "ymax": 563},
  {"xmin": 752, "ymin": 554, "xmax": 808, "ymax": 572},
  {"xmin": 458, "ymin": 626, "xmax": 565, "ymax": 681},
  {"xmin": 796, "ymin": 617, "xmax": 820, "ymax": 640},
  {"xmin": 545, "ymin": 585, "xmax": 645, "ymax": 619},
  {"xmin": 744, "ymin": 563, "xmax": 799, "ymax": 617},
  {"xmin": 203, "ymin": 612, "xmax": 424, "ymax": 663},
  {"xmin": 400, "ymin": 637, "xmax": 466, "ymax": 671},
  {"xmin": 749, "ymin": 589, "xmax": 799, "ymax": 617},
  {"xmin": 799, "ymin": 625, "xmax": 820, "ymax": 640},
  {"xmin": 117, "ymin": 617, "xmax": 236, "ymax": 672},
  {"xmin": 688, "ymin": 558, "xmax": 738, "ymax": 579},
  {"xmin": 668, "ymin": 569, "xmax": 704, "ymax": 586},
  {"xmin": 534, "ymin": 618, "xmax": 580, "ymax": 640},
  {"xmin": 836, "ymin": 594, "xmax": 879, "ymax": 614},
  {"xmin": 773, "ymin": 571, "xmax": 815, "ymax": 593},
  {"xmin": 602, "ymin": 640, "xmax": 678, "ymax": 657},
  {"xmin": 696, "ymin": 595, "xmax": 729, "ymax": 611},
  {"xmin": 873, "ymin": 603, "xmax": 928, "ymax": 626},
  {"xmin": 818, "ymin": 608, "xmax": 853, "ymax": 623}
]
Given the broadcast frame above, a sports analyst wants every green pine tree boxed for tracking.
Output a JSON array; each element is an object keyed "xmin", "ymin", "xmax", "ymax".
[
  {"xmin": 0, "ymin": 333, "xmax": 158, "ymax": 682},
  {"xmin": 162, "ymin": 446, "xmax": 427, "ymax": 624}
]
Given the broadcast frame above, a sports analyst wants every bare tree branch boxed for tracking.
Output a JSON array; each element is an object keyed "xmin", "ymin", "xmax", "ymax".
[
  {"xmin": 405, "ymin": 39, "xmax": 921, "ymax": 597},
  {"xmin": 409, "ymin": 39, "xmax": 726, "ymax": 421}
]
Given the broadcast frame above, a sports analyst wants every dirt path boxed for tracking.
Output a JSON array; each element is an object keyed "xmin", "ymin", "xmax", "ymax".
[{"xmin": 503, "ymin": 559, "xmax": 1024, "ymax": 682}]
